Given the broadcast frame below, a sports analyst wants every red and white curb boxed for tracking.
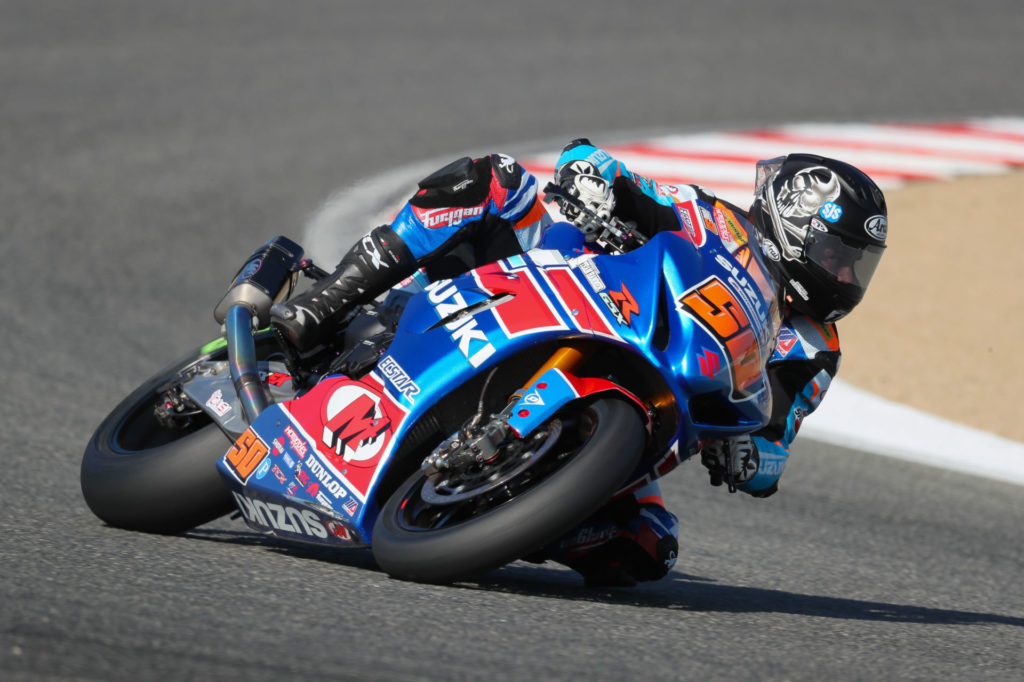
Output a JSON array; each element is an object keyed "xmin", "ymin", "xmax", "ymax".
[
  {"xmin": 304, "ymin": 117, "xmax": 1024, "ymax": 486},
  {"xmin": 519, "ymin": 117, "xmax": 1024, "ymax": 207}
]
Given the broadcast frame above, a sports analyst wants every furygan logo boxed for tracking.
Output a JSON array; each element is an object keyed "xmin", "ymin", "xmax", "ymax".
[{"xmin": 421, "ymin": 206, "xmax": 484, "ymax": 229}]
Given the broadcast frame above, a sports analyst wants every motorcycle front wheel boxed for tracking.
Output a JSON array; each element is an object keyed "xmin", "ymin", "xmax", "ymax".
[
  {"xmin": 371, "ymin": 397, "xmax": 646, "ymax": 584},
  {"xmin": 80, "ymin": 344, "xmax": 239, "ymax": 534}
]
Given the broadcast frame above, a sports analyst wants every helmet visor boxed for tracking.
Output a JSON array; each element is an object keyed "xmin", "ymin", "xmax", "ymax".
[
  {"xmin": 754, "ymin": 157, "xmax": 785, "ymax": 195},
  {"xmin": 804, "ymin": 232, "xmax": 885, "ymax": 291}
]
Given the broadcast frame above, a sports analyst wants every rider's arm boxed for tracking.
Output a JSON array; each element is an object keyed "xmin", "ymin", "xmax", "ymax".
[
  {"xmin": 556, "ymin": 138, "xmax": 711, "ymax": 199},
  {"xmin": 738, "ymin": 314, "xmax": 841, "ymax": 496}
]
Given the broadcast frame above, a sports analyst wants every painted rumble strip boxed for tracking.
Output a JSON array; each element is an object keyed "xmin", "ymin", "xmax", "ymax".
[
  {"xmin": 304, "ymin": 117, "xmax": 1024, "ymax": 486},
  {"xmin": 517, "ymin": 118, "xmax": 1024, "ymax": 207}
]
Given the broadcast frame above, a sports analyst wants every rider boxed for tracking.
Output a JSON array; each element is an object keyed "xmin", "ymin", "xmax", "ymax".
[{"xmin": 270, "ymin": 140, "xmax": 887, "ymax": 586}]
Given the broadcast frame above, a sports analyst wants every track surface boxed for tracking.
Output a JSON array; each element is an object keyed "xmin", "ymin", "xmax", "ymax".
[{"xmin": 2, "ymin": 2, "xmax": 1022, "ymax": 679}]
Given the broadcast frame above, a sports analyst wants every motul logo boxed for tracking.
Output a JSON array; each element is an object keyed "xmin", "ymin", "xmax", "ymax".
[{"xmin": 321, "ymin": 385, "xmax": 392, "ymax": 464}]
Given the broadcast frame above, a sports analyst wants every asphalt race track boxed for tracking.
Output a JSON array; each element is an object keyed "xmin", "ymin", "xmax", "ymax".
[{"xmin": 2, "ymin": 2, "xmax": 1023, "ymax": 679}]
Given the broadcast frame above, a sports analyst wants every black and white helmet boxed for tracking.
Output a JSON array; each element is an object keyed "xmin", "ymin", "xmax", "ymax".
[{"xmin": 751, "ymin": 153, "xmax": 887, "ymax": 322}]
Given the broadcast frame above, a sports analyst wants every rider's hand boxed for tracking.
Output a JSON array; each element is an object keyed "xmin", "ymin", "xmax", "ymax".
[
  {"xmin": 700, "ymin": 435, "xmax": 759, "ymax": 489},
  {"xmin": 555, "ymin": 160, "xmax": 615, "ymax": 233}
]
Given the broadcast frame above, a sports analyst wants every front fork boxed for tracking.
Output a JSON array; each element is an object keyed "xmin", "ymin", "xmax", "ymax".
[{"xmin": 423, "ymin": 342, "xmax": 640, "ymax": 476}]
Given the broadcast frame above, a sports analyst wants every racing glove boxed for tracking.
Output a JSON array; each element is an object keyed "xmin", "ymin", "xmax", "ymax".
[
  {"xmin": 555, "ymin": 160, "xmax": 615, "ymax": 237},
  {"xmin": 700, "ymin": 435, "xmax": 760, "ymax": 491}
]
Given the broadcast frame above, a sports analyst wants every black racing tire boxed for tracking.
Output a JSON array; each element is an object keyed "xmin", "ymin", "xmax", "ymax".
[
  {"xmin": 80, "ymin": 346, "xmax": 237, "ymax": 534},
  {"xmin": 372, "ymin": 398, "xmax": 646, "ymax": 584}
]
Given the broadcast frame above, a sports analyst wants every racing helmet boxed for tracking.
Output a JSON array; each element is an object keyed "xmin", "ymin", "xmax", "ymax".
[{"xmin": 751, "ymin": 153, "xmax": 887, "ymax": 322}]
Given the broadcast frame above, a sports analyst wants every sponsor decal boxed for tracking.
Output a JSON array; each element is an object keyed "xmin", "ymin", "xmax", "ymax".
[
  {"xmin": 232, "ymin": 492, "xmax": 329, "ymax": 540},
  {"xmin": 521, "ymin": 390, "xmax": 545, "ymax": 406},
  {"xmin": 698, "ymin": 347, "xmax": 721, "ymax": 378},
  {"xmin": 283, "ymin": 375, "xmax": 409, "ymax": 501},
  {"xmin": 315, "ymin": 491, "xmax": 333, "ymax": 507},
  {"xmin": 361, "ymin": 233, "xmax": 386, "ymax": 270},
  {"xmin": 239, "ymin": 259, "xmax": 261, "ymax": 280},
  {"xmin": 657, "ymin": 183, "xmax": 684, "ymax": 198},
  {"xmin": 761, "ymin": 238, "xmax": 781, "ymax": 262},
  {"xmin": 713, "ymin": 206, "xmax": 748, "ymax": 251},
  {"xmin": 674, "ymin": 203, "xmax": 706, "ymax": 247},
  {"xmin": 286, "ymin": 481, "xmax": 298, "ymax": 496},
  {"xmin": 575, "ymin": 257, "xmax": 606, "ymax": 293},
  {"xmin": 789, "ymin": 279, "xmax": 810, "ymax": 301},
  {"xmin": 819, "ymin": 202, "xmax": 843, "ymax": 222},
  {"xmin": 809, "ymin": 217, "xmax": 829, "ymax": 232},
  {"xmin": 564, "ymin": 159, "xmax": 600, "ymax": 176},
  {"xmin": 699, "ymin": 206, "xmax": 717, "ymax": 235},
  {"xmin": 419, "ymin": 205, "xmax": 484, "ymax": 229},
  {"xmin": 255, "ymin": 458, "xmax": 271, "ymax": 480},
  {"xmin": 272, "ymin": 438, "xmax": 285, "ymax": 455},
  {"xmin": 265, "ymin": 372, "xmax": 291, "ymax": 387},
  {"xmin": 327, "ymin": 520, "xmax": 353, "ymax": 541},
  {"xmin": 563, "ymin": 524, "xmax": 617, "ymax": 550},
  {"xmin": 304, "ymin": 452, "xmax": 349, "ymax": 499},
  {"xmin": 425, "ymin": 279, "xmax": 496, "ymax": 367},
  {"xmin": 677, "ymin": 277, "xmax": 763, "ymax": 400},
  {"xmin": 284, "ymin": 425, "xmax": 308, "ymax": 459},
  {"xmin": 864, "ymin": 214, "xmax": 887, "ymax": 241},
  {"xmin": 224, "ymin": 428, "xmax": 270, "ymax": 482},
  {"xmin": 322, "ymin": 385, "xmax": 393, "ymax": 464},
  {"xmin": 378, "ymin": 355, "xmax": 420, "ymax": 401},
  {"xmin": 282, "ymin": 452, "xmax": 295, "ymax": 469},
  {"xmin": 205, "ymin": 389, "xmax": 232, "ymax": 417},
  {"xmin": 271, "ymin": 464, "xmax": 287, "ymax": 485},
  {"xmin": 775, "ymin": 328, "xmax": 799, "ymax": 357},
  {"xmin": 599, "ymin": 283, "xmax": 639, "ymax": 328},
  {"xmin": 715, "ymin": 254, "xmax": 768, "ymax": 341},
  {"xmin": 342, "ymin": 497, "xmax": 359, "ymax": 517},
  {"xmin": 496, "ymin": 153, "xmax": 517, "ymax": 174}
]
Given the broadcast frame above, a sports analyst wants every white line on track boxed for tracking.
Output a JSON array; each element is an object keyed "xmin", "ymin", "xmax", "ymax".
[{"xmin": 304, "ymin": 118, "xmax": 1024, "ymax": 486}]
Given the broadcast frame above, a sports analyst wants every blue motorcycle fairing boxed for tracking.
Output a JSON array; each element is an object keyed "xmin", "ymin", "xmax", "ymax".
[{"xmin": 217, "ymin": 199, "xmax": 782, "ymax": 548}]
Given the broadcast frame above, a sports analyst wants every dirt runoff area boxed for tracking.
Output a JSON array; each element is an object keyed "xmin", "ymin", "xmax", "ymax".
[{"xmin": 834, "ymin": 169, "xmax": 1024, "ymax": 443}]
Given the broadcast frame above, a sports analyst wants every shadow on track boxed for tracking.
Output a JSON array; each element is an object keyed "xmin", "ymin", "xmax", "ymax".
[{"xmin": 185, "ymin": 527, "xmax": 1023, "ymax": 627}]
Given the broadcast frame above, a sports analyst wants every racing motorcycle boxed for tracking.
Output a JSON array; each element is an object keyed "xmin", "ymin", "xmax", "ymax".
[{"xmin": 81, "ymin": 185, "xmax": 781, "ymax": 583}]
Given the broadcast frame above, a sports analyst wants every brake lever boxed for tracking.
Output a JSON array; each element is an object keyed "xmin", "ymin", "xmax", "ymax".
[{"xmin": 542, "ymin": 183, "xmax": 647, "ymax": 254}]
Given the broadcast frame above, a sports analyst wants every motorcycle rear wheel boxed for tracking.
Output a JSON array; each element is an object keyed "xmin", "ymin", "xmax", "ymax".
[
  {"xmin": 80, "ymin": 345, "xmax": 237, "ymax": 534},
  {"xmin": 372, "ymin": 398, "xmax": 645, "ymax": 584}
]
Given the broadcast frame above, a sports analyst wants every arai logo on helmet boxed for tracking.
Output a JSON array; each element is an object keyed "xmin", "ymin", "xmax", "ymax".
[
  {"xmin": 864, "ymin": 215, "xmax": 887, "ymax": 241},
  {"xmin": 819, "ymin": 202, "xmax": 843, "ymax": 222},
  {"xmin": 760, "ymin": 238, "xmax": 781, "ymax": 262}
]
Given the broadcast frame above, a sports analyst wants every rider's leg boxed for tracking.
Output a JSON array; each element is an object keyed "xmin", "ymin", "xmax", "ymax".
[
  {"xmin": 271, "ymin": 154, "xmax": 548, "ymax": 350},
  {"xmin": 539, "ymin": 481, "xmax": 680, "ymax": 587}
]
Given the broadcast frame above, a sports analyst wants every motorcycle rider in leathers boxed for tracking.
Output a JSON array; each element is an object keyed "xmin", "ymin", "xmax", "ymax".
[{"xmin": 270, "ymin": 139, "xmax": 888, "ymax": 586}]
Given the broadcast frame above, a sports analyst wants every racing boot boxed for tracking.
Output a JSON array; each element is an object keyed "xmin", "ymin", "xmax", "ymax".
[
  {"xmin": 270, "ymin": 224, "xmax": 416, "ymax": 351},
  {"xmin": 535, "ymin": 482, "xmax": 679, "ymax": 587}
]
